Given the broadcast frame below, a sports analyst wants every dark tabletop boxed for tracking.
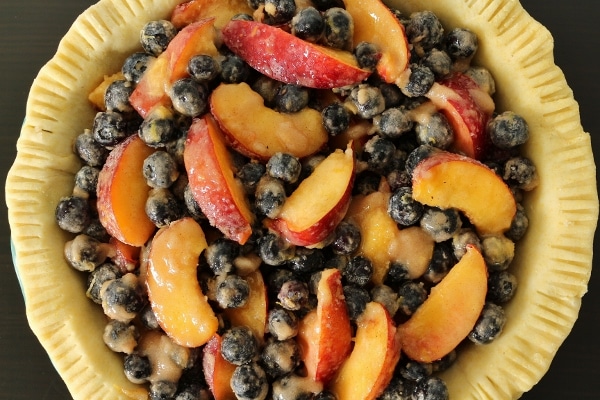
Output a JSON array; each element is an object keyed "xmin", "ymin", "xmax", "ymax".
[{"xmin": 1, "ymin": 1, "xmax": 598, "ymax": 399}]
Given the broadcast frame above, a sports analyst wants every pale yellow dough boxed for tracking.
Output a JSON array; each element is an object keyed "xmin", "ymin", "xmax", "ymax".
[{"xmin": 5, "ymin": 0, "xmax": 598, "ymax": 399}]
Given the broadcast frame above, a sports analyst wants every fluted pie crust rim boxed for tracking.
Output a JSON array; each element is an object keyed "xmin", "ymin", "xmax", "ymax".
[{"xmin": 6, "ymin": 0, "xmax": 598, "ymax": 398}]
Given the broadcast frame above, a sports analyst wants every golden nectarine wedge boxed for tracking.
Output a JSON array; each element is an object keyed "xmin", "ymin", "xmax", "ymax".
[
  {"xmin": 183, "ymin": 115, "xmax": 255, "ymax": 244},
  {"xmin": 330, "ymin": 301, "xmax": 402, "ymax": 400},
  {"xmin": 146, "ymin": 217, "xmax": 218, "ymax": 347},
  {"xmin": 267, "ymin": 146, "xmax": 355, "ymax": 247},
  {"xmin": 203, "ymin": 334, "xmax": 238, "ymax": 400},
  {"xmin": 170, "ymin": 0, "xmax": 253, "ymax": 29},
  {"xmin": 397, "ymin": 245, "xmax": 487, "ymax": 363},
  {"xmin": 298, "ymin": 268, "xmax": 352, "ymax": 384},
  {"xmin": 97, "ymin": 134, "xmax": 156, "ymax": 247},
  {"xmin": 412, "ymin": 150, "xmax": 516, "ymax": 235},
  {"xmin": 223, "ymin": 270, "xmax": 268, "ymax": 343},
  {"xmin": 210, "ymin": 82, "xmax": 328, "ymax": 161}
]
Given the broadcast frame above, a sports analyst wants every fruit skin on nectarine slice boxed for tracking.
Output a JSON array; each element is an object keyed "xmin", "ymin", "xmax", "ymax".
[
  {"xmin": 397, "ymin": 245, "xmax": 487, "ymax": 363},
  {"xmin": 210, "ymin": 83, "xmax": 328, "ymax": 161},
  {"xmin": 411, "ymin": 150, "xmax": 516, "ymax": 235},
  {"xmin": 203, "ymin": 333, "xmax": 238, "ymax": 400},
  {"xmin": 183, "ymin": 115, "xmax": 255, "ymax": 244},
  {"xmin": 170, "ymin": 0, "xmax": 253, "ymax": 30},
  {"xmin": 97, "ymin": 134, "xmax": 156, "ymax": 247},
  {"xmin": 297, "ymin": 268, "xmax": 352, "ymax": 384},
  {"xmin": 267, "ymin": 146, "xmax": 355, "ymax": 247},
  {"xmin": 343, "ymin": 0, "xmax": 410, "ymax": 84},
  {"xmin": 146, "ymin": 217, "xmax": 219, "ymax": 348},
  {"xmin": 330, "ymin": 301, "xmax": 402, "ymax": 400},
  {"xmin": 221, "ymin": 19, "xmax": 371, "ymax": 89}
]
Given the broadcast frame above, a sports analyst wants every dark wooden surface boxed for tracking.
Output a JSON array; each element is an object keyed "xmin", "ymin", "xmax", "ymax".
[{"xmin": 0, "ymin": 1, "xmax": 598, "ymax": 399}]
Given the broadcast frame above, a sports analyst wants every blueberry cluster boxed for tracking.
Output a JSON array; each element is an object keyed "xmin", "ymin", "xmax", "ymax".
[{"xmin": 53, "ymin": 3, "xmax": 539, "ymax": 400}]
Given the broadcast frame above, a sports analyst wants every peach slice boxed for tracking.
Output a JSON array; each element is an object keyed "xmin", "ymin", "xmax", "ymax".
[
  {"xmin": 97, "ymin": 135, "xmax": 156, "ymax": 247},
  {"xmin": 297, "ymin": 268, "xmax": 352, "ymax": 384},
  {"xmin": 88, "ymin": 71, "xmax": 125, "ymax": 110},
  {"xmin": 109, "ymin": 236, "xmax": 141, "ymax": 272},
  {"xmin": 210, "ymin": 82, "xmax": 328, "ymax": 161},
  {"xmin": 347, "ymin": 191, "xmax": 435, "ymax": 284},
  {"xmin": 397, "ymin": 245, "xmax": 487, "ymax": 363},
  {"xmin": 221, "ymin": 19, "xmax": 371, "ymax": 88},
  {"xmin": 171, "ymin": 0, "xmax": 253, "ymax": 29},
  {"xmin": 330, "ymin": 301, "xmax": 402, "ymax": 400},
  {"xmin": 183, "ymin": 115, "xmax": 255, "ymax": 244},
  {"xmin": 412, "ymin": 150, "xmax": 516, "ymax": 235},
  {"xmin": 267, "ymin": 146, "xmax": 355, "ymax": 247},
  {"xmin": 146, "ymin": 217, "xmax": 218, "ymax": 348},
  {"xmin": 130, "ymin": 18, "xmax": 219, "ymax": 118},
  {"xmin": 425, "ymin": 72, "xmax": 494, "ymax": 159},
  {"xmin": 343, "ymin": 0, "xmax": 410, "ymax": 83},
  {"xmin": 222, "ymin": 270, "xmax": 268, "ymax": 343},
  {"xmin": 203, "ymin": 334, "xmax": 238, "ymax": 400}
]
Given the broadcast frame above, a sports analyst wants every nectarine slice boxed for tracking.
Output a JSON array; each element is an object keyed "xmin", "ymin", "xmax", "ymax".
[
  {"xmin": 343, "ymin": 0, "xmax": 410, "ymax": 83},
  {"xmin": 268, "ymin": 146, "xmax": 355, "ymax": 247},
  {"xmin": 223, "ymin": 270, "xmax": 268, "ymax": 343},
  {"xmin": 171, "ymin": 0, "xmax": 253, "ymax": 29},
  {"xmin": 221, "ymin": 19, "xmax": 371, "ymax": 89},
  {"xmin": 203, "ymin": 334, "xmax": 238, "ymax": 400},
  {"xmin": 146, "ymin": 217, "xmax": 218, "ymax": 347},
  {"xmin": 183, "ymin": 115, "xmax": 255, "ymax": 244},
  {"xmin": 210, "ymin": 82, "xmax": 328, "ymax": 161},
  {"xmin": 97, "ymin": 134, "xmax": 156, "ymax": 247},
  {"xmin": 297, "ymin": 268, "xmax": 352, "ymax": 384},
  {"xmin": 397, "ymin": 245, "xmax": 487, "ymax": 363},
  {"xmin": 412, "ymin": 150, "xmax": 516, "ymax": 235},
  {"xmin": 330, "ymin": 301, "xmax": 402, "ymax": 400}
]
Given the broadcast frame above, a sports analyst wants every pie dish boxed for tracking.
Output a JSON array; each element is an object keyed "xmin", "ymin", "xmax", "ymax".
[{"xmin": 5, "ymin": 0, "xmax": 598, "ymax": 399}]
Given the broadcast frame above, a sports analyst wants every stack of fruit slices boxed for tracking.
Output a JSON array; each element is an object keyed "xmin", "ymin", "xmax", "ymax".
[{"xmin": 5, "ymin": 0, "xmax": 597, "ymax": 399}]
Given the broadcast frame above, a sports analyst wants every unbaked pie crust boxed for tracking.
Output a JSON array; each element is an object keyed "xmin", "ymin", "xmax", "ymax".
[{"xmin": 6, "ymin": 0, "xmax": 598, "ymax": 399}]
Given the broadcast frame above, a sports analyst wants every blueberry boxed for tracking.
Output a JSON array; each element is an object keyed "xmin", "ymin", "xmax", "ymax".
[
  {"xmin": 237, "ymin": 161, "xmax": 267, "ymax": 192},
  {"xmin": 487, "ymin": 270, "xmax": 518, "ymax": 303},
  {"xmin": 92, "ymin": 111, "xmax": 128, "ymax": 146},
  {"xmin": 252, "ymin": 75, "xmax": 282, "ymax": 107},
  {"xmin": 468, "ymin": 302, "xmax": 506, "ymax": 344},
  {"xmin": 464, "ymin": 66, "xmax": 496, "ymax": 95},
  {"xmin": 266, "ymin": 152, "xmax": 302, "ymax": 183},
  {"xmin": 352, "ymin": 170, "xmax": 381, "ymax": 196},
  {"xmin": 258, "ymin": 232, "xmax": 295, "ymax": 266},
  {"xmin": 101, "ymin": 273, "xmax": 145, "ymax": 322},
  {"xmin": 145, "ymin": 188, "xmax": 183, "ymax": 228},
  {"xmin": 255, "ymin": 175, "xmax": 286, "ymax": 218},
  {"xmin": 406, "ymin": 11, "xmax": 444, "ymax": 55},
  {"xmin": 385, "ymin": 261, "xmax": 411, "ymax": 286},
  {"xmin": 348, "ymin": 84, "xmax": 385, "ymax": 119},
  {"xmin": 277, "ymin": 279, "xmax": 309, "ymax": 310},
  {"xmin": 286, "ymin": 247, "xmax": 326, "ymax": 275},
  {"xmin": 124, "ymin": 353, "xmax": 152, "ymax": 384},
  {"xmin": 423, "ymin": 241, "xmax": 455, "ymax": 284},
  {"xmin": 363, "ymin": 135, "xmax": 396, "ymax": 174},
  {"xmin": 323, "ymin": 8, "xmax": 354, "ymax": 50},
  {"xmin": 122, "ymin": 52, "xmax": 154, "ymax": 84},
  {"xmin": 431, "ymin": 349, "xmax": 457, "ymax": 373},
  {"xmin": 230, "ymin": 362, "xmax": 268, "ymax": 400},
  {"xmin": 220, "ymin": 54, "xmax": 250, "ymax": 83},
  {"xmin": 481, "ymin": 234, "xmax": 514, "ymax": 271},
  {"xmin": 452, "ymin": 228, "xmax": 481, "ymax": 260},
  {"xmin": 169, "ymin": 78, "xmax": 209, "ymax": 117},
  {"xmin": 291, "ymin": 6, "xmax": 325, "ymax": 42},
  {"xmin": 398, "ymin": 281, "xmax": 427, "ymax": 316},
  {"xmin": 331, "ymin": 220, "xmax": 361, "ymax": 255},
  {"xmin": 221, "ymin": 326, "xmax": 259, "ymax": 365},
  {"xmin": 343, "ymin": 255, "xmax": 373, "ymax": 286},
  {"xmin": 188, "ymin": 54, "xmax": 220, "ymax": 82},
  {"xmin": 272, "ymin": 374, "xmax": 318, "ymax": 400},
  {"xmin": 415, "ymin": 112, "xmax": 454, "ymax": 149},
  {"xmin": 140, "ymin": 20, "xmax": 177, "ymax": 56},
  {"xmin": 104, "ymin": 79, "xmax": 134, "ymax": 113},
  {"xmin": 321, "ymin": 102, "xmax": 351, "ymax": 136},
  {"xmin": 388, "ymin": 187, "xmax": 423, "ymax": 226},
  {"xmin": 267, "ymin": 308, "xmax": 299, "ymax": 340},
  {"xmin": 343, "ymin": 284, "xmax": 370, "ymax": 320},
  {"xmin": 83, "ymin": 218, "xmax": 110, "ymax": 243},
  {"xmin": 402, "ymin": 64, "xmax": 435, "ymax": 98},
  {"xmin": 266, "ymin": 268, "xmax": 296, "ymax": 299},
  {"xmin": 273, "ymin": 84, "xmax": 310, "ymax": 113},
  {"xmin": 103, "ymin": 319, "xmax": 138, "ymax": 354},
  {"xmin": 231, "ymin": 13, "xmax": 254, "ymax": 21},
  {"xmin": 505, "ymin": 203, "xmax": 529, "ymax": 241},
  {"xmin": 217, "ymin": 274, "xmax": 250, "ymax": 308},
  {"xmin": 399, "ymin": 360, "xmax": 433, "ymax": 382},
  {"xmin": 411, "ymin": 376, "xmax": 449, "ymax": 400},
  {"xmin": 420, "ymin": 207, "xmax": 463, "ymax": 243},
  {"xmin": 260, "ymin": 337, "xmax": 301, "ymax": 378},
  {"xmin": 386, "ymin": 170, "xmax": 412, "ymax": 192},
  {"xmin": 405, "ymin": 145, "xmax": 440, "ymax": 176},
  {"xmin": 421, "ymin": 48, "xmax": 452, "ymax": 78},
  {"xmin": 205, "ymin": 238, "xmax": 240, "ymax": 275},
  {"xmin": 55, "ymin": 195, "xmax": 91, "ymax": 233},
  {"xmin": 488, "ymin": 111, "xmax": 529, "ymax": 149},
  {"xmin": 139, "ymin": 304, "xmax": 160, "ymax": 330},
  {"xmin": 149, "ymin": 380, "xmax": 178, "ymax": 400},
  {"xmin": 143, "ymin": 151, "xmax": 180, "ymax": 189},
  {"xmin": 75, "ymin": 130, "xmax": 109, "ymax": 167},
  {"xmin": 374, "ymin": 107, "xmax": 414, "ymax": 139},
  {"xmin": 311, "ymin": 0, "xmax": 344, "ymax": 11},
  {"xmin": 263, "ymin": 0, "xmax": 296, "ymax": 25},
  {"xmin": 74, "ymin": 165, "xmax": 100, "ymax": 197},
  {"xmin": 354, "ymin": 41, "xmax": 381, "ymax": 70},
  {"xmin": 139, "ymin": 106, "xmax": 177, "ymax": 148},
  {"xmin": 86, "ymin": 262, "xmax": 122, "ymax": 304},
  {"xmin": 370, "ymin": 284, "xmax": 400, "ymax": 316},
  {"xmin": 378, "ymin": 374, "xmax": 408, "ymax": 400},
  {"xmin": 65, "ymin": 234, "xmax": 111, "ymax": 272},
  {"xmin": 445, "ymin": 28, "xmax": 479, "ymax": 60}
]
